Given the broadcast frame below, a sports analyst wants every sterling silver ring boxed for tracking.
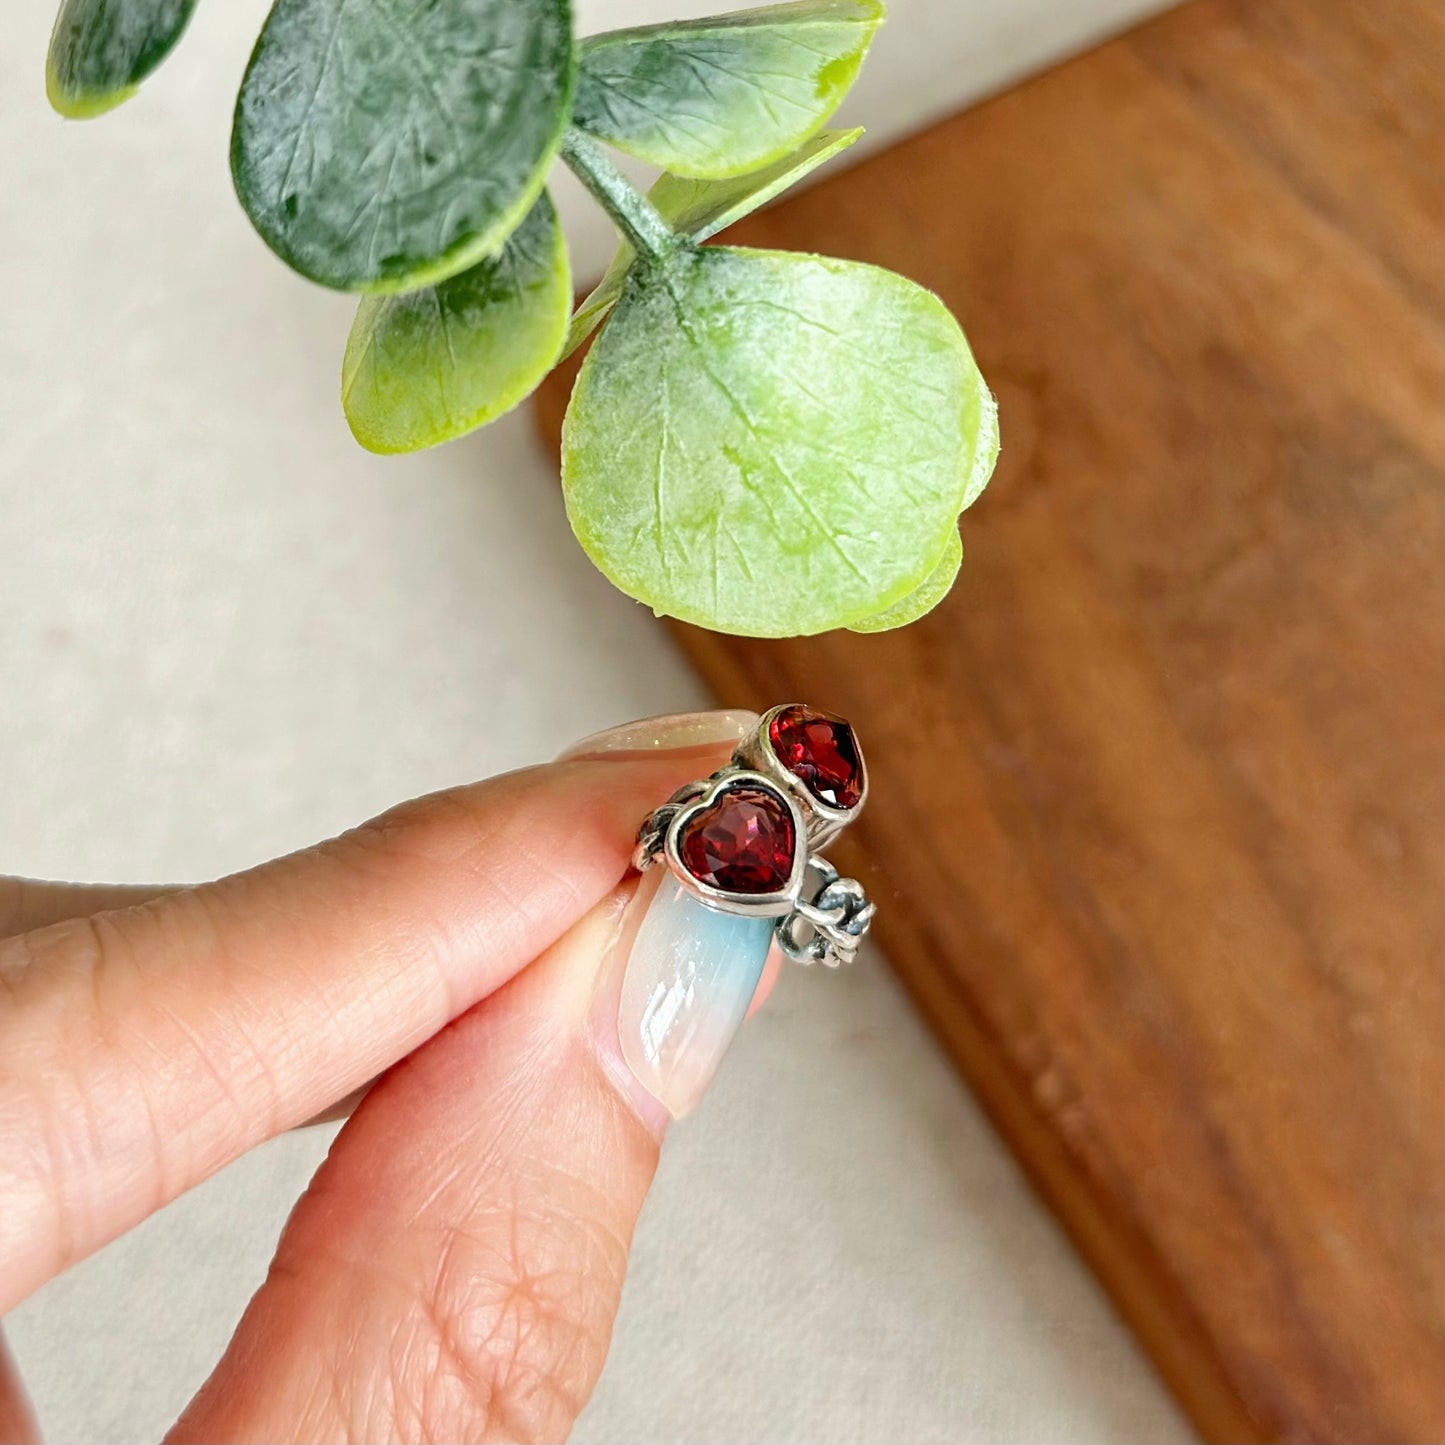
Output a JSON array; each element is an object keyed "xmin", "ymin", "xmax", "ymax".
[{"xmin": 633, "ymin": 704, "xmax": 875, "ymax": 968}]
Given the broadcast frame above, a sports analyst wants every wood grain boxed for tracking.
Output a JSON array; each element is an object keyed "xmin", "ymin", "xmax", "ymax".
[{"xmin": 535, "ymin": 0, "xmax": 1444, "ymax": 1437}]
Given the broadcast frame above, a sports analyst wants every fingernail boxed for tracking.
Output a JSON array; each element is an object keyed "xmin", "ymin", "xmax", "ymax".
[
  {"xmin": 592, "ymin": 867, "xmax": 773, "ymax": 1124},
  {"xmin": 557, "ymin": 709, "xmax": 757, "ymax": 762}
]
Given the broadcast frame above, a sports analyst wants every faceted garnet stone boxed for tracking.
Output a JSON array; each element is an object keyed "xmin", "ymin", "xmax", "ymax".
[
  {"xmin": 768, "ymin": 704, "xmax": 865, "ymax": 810},
  {"xmin": 679, "ymin": 785, "xmax": 796, "ymax": 894}
]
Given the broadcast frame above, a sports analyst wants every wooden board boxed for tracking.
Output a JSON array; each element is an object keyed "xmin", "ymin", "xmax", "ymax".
[{"xmin": 534, "ymin": 1, "xmax": 1444, "ymax": 1438}]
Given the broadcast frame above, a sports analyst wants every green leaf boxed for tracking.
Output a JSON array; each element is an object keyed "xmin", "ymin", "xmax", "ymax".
[
  {"xmin": 232, "ymin": 0, "xmax": 573, "ymax": 294},
  {"xmin": 644, "ymin": 125, "xmax": 862, "ymax": 242},
  {"xmin": 573, "ymin": 0, "xmax": 882, "ymax": 179},
  {"xmin": 848, "ymin": 526, "xmax": 961, "ymax": 632},
  {"xmin": 562, "ymin": 126, "xmax": 861, "ymax": 359},
  {"xmin": 47, "ymin": 0, "xmax": 199, "ymax": 118},
  {"xmin": 561, "ymin": 245, "xmax": 998, "ymax": 637},
  {"xmin": 341, "ymin": 193, "xmax": 571, "ymax": 455}
]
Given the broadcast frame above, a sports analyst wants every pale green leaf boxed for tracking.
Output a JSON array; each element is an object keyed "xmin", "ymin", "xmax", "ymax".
[
  {"xmin": 233, "ymin": 0, "xmax": 573, "ymax": 293},
  {"xmin": 47, "ymin": 0, "xmax": 199, "ymax": 118},
  {"xmin": 573, "ymin": 0, "xmax": 882, "ymax": 179},
  {"xmin": 342, "ymin": 193, "xmax": 570, "ymax": 454},
  {"xmin": 561, "ymin": 245, "xmax": 998, "ymax": 636},
  {"xmin": 644, "ymin": 125, "xmax": 861, "ymax": 241},
  {"xmin": 848, "ymin": 526, "xmax": 961, "ymax": 632},
  {"xmin": 562, "ymin": 126, "xmax": 861, "ymax": 359}
]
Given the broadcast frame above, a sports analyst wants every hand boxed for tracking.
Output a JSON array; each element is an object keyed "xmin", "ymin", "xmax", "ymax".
[{"xmin": 0, "ymin": 711, "xmax": 774, "ymax": 1444}]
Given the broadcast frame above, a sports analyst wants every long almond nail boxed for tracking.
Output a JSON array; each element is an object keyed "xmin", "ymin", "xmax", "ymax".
[
  {"xmin": 592, "ymin": 867, "xmax": 772, "ymax": 1122},
  {"xmin": 557, "ymin": 709, "xmax": 757, "ymax": 761}
]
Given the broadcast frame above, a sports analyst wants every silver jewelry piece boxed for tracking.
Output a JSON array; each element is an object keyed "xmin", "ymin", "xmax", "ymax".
[
  {"xmin": 731, "ymin": 703, "xmax": 869, "ymax": 850},
  {"xmin": 633, "ymin": 704, "xmax": 874, "ymax": 968},
  {"xmin": 632, "ymin": 769, "xmax": 806, "ymax": 918},
  {"xmin": 775, "ymin": 857, "xmax": 877, "ymax": 968}
]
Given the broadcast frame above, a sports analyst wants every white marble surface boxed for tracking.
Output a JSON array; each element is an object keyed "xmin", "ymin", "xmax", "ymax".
[{"xmin": 1, "ymin": 0, "xmax": 1191, "ymax": 1440}]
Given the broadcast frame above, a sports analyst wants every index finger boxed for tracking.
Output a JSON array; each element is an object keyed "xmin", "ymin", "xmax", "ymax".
[
  {"xmin": 0, "ymin": 879, "xmax": 175, "ymax": 939},
  {"xmin": 0, "ymin": 723, "xmax": 749, "ymax": 1312}
]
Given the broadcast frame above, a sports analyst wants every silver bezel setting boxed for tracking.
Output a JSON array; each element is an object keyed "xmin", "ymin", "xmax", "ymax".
[
  {"xmin": 660, "ymin": 770, "xmax": 806, "ymax": 919},
  {"xmin": 631, "ymin": 705, "xmax": 876, "ymax": 966},
  {"xmin": 732, "ymin": 703, "xmax": 868, "ymax": 850}
]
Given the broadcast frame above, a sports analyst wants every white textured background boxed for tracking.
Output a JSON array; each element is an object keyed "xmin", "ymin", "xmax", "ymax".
[{"xmin": 1, "ymin": 0, "xmax": 1191, "ymax": 1440}]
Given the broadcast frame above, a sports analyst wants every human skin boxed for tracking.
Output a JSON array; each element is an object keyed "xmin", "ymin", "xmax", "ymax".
[{"xmin": 0, "ymin": 711, "xmax": 778, "ymax": 1444}]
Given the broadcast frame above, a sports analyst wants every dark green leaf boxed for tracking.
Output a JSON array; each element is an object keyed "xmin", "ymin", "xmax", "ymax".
[
  {"xmin": 573, "ymin": 0, "xmax": 882, "ymax": 179},
  {"xmin": 233, "ymin": 0, "xmax": 573, "ymax": 293},
  {"xmin": 562, "ymin": 245, "xmax": 998, "ymax": 636},
  {"xmin": 562, "ymin": 126, "xmax": 861, "ymax": 358},
  {"xmin": 342, "ymin": 193, "xmax": 571, "ymax": 453},
  {"xmin": 47, "ymin": 0, "xmax": 199, "ymax": 118}
]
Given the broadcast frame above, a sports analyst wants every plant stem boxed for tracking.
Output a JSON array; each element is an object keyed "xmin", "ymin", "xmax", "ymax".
[{"xmin": 560, "ymin": 129, "xmax": 679, "ymax": 264}]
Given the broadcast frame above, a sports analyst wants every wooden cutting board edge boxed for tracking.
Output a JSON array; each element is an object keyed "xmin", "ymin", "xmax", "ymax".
[
  {"xmin": 532, "ymin": 1, "xmax": 1444, "ymax": 1433},
  {"xmin": 665, "ymin": 636, "xmax": 1261, "ymax": 1444}
]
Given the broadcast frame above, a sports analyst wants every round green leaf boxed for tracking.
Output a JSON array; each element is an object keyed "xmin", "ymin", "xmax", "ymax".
[
  {"xmin": 47, "ymin": 0, "xmax": 199, "ymax": 118},
  {"xmin": 342, "ymin": 193, "xmax": 571, "ymax": 454},
  {"xmin": 562, "ymin": 127, "xmax": 862, "ymax": 359},
  {"xmin": 561, "ymin": 245, "xmax": 998, "ymax": 637},
  {"xmin": 573, "ymin": 0, "xmax": 882, "ymax": 179},
  {"xmin": 848, "ymin": 526, "xmax": 961, "ymax": 632},
  {"xmin": 233, "ymin": 0, "xmax": 573, "ymax": 293}
]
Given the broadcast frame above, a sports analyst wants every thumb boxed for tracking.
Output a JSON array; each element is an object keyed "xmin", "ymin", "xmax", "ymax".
[{"xmin": 170, "ymin": 858, "xmax": 775, "ymax": 1443}]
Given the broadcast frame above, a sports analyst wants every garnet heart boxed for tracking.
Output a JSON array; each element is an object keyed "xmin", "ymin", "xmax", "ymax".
[
  {"xmin": 676, "ymin": 782, "xmax": 798, "ymax": 896},
  {"xmin": 768, "ymin": 704, "xmax": 865, "ymax": 811}
]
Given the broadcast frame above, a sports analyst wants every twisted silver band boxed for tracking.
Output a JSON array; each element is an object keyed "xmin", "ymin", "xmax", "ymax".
[{"xmin": 774, "ymin": 857, "xmax": 876, "ymax": 968}]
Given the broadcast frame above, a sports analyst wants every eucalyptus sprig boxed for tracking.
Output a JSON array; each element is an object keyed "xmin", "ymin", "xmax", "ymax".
[{"xmin": 46, "ymin": 0, "xmax": 998, "ymax": 636}]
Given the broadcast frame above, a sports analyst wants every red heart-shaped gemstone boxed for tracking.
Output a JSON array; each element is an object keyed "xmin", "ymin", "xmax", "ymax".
[
  {"xmin": 678, "ymin": 785, "xmax": 796, "ymax": 894},
  {"xmin": 768, "ymin": 705, "xmax": 864, "ymax": 810}
]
